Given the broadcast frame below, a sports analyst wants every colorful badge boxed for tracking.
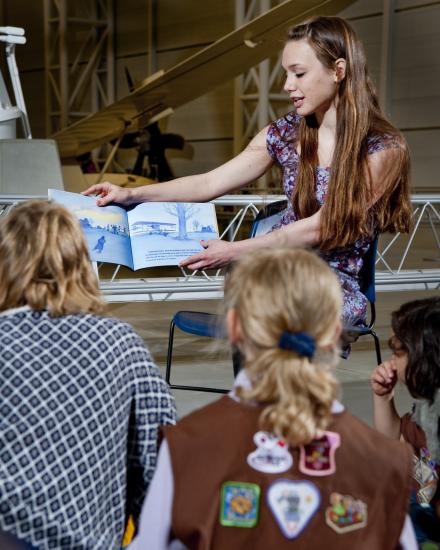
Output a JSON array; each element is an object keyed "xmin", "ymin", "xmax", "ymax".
[
  {"xmin": 247, "ymin": 431, "xmax": 293, "ymax": 474},
  {"xmin": 413, "ymin": 448, "xmax": 439, "ymax": 504},
  {"xmin": 219, "ymin": 481, "xmax": 260, "ymax": 528},
  {"xmin": 299, "ymin": 431, "xmax": 340, "ymax": 476},
  {"xmin": 267, "ymin": 479, "xmax": 320, "ymax": 539},
  {"xmin": 325, "ymin": 492, "xmax": 367, "ymax": 533}
]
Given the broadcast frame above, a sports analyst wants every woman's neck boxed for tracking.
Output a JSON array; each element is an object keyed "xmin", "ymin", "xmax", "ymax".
[
  {"xmin": 315, "ymin": 101, "xmax": 337, "ymax": 133},
  {"xmin": 315, "ymin": 104, "xmax": 338, "ymax": 167}
]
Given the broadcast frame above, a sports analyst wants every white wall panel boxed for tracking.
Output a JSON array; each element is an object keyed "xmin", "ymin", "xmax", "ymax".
[
  {"xmin": 396, "ymin": 0, "xmax": 440, "ymax": 9},
  {"xmin": 348, "ymin": 16, "xmax": 382, "ymax": 87},
  {"xmin": 404, "ymin": 130, "xmax": 440, "ymax": 189},
  {"xmin": 391, "ymin": 6, "xmax": 440, "ymax": 129},
  {"xmin": 156, "ymin": 0, "xmax": 234, "ymax": 51},
  {"xmin": 340, "ymin": 0, "xmax": 383, "ymax": 18},
  {"xmin": 116, "ymin": 0, "xmax": 234, "ymax": 57}
]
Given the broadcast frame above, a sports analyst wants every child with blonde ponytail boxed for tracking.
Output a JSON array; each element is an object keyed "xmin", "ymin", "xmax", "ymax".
[{"xmin": 131, "ymin": 248, "xmax": 416, "ymax": 550}]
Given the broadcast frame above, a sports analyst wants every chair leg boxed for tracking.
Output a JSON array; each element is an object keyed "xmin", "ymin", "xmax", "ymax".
[
  {"xmin": 169, "ymin": 383, "xmax": 229, "ymax": 394},
  {"xmin": 371, "ymin": 330, "xmax": 382, "ymax": 365},
  {"xmin": 165, "ymin": 320, "xmax": 176, "ymax": 385},
  {"xmin": 232, "ymin": 347, "xmax": 243, "ymax": 378},
  {"xmin": 166, "ymin": 319, "xmax": 229, "ymax": 394}
]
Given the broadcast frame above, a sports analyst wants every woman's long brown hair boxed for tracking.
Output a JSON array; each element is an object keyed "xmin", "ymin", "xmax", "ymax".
[{"xmin": 288, "ymin": 16, "xmax": 411, "ymax": 250}]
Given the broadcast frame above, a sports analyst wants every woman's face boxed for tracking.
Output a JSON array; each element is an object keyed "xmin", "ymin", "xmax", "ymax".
[
  {"xmin": 388, "ymin": 334, "xmax": 408, "ymax": 383},
  {"xmin": 282, "ymin": 38, "xmax": 340, "ymax": 118}
]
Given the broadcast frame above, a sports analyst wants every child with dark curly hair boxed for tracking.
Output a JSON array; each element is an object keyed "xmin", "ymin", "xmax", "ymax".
[{"xmin": 371, "ymin": 297, "xmax": 440, "ymax": 545}]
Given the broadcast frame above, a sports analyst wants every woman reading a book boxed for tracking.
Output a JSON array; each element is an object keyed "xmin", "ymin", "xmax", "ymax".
[{"xmin": 84, "ymin": 16, "xmax": 411, "ymax": 329}]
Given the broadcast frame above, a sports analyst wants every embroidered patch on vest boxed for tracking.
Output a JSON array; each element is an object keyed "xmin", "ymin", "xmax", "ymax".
[
  {"xmin": 247, "ymin": 431, "xmax": 293, "ymax": 474},
  {"xmin": 325, "ymin": 492, "xmax": 367, "ymax": 533},
  {"xmin": 219, "ymin": 481, "xmax": 260, "ymax": 528},
  {"xmin": 413, "ymin": 447, "xmax": 439, "ymax": 504},
  {"xmin": 299, "ymin": 431, "xmax": 340, "ymax": 476},
  {"xmin": 267, "ymin": 479, "xmax": 320, "ymax": 539}
]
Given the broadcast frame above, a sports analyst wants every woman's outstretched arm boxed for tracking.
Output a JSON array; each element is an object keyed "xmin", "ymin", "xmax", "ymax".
[{"xmin": 83, "ymin": 127, "xmax": 273, "ymax": 205}]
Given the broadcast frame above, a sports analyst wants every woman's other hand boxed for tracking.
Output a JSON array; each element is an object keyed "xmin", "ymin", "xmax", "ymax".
[{"xmin": 179, "ymin": 240, "xmax": 237, "ymax": 270}]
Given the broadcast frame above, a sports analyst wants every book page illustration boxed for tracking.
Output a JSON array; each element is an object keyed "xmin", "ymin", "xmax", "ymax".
[
  {"xmin": 49, "ymin": 189, "xmax": 133, "ymax": 268},
  {"xmin": 127, "ymin": 202, "xmax": 218, "ymax": 269}
]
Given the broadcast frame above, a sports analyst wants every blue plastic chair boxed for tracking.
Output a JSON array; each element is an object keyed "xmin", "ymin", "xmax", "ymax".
[
  {"xmin": 343, "ymin": 235, "xmax": 382, "ymax": 365},
  {"xmin": 165, "ymin": 209, "xmax": 381, "ymax": 393},
  {"xmin": 165, "ymin": 200, "xmax": 288, "ymax": 393}
]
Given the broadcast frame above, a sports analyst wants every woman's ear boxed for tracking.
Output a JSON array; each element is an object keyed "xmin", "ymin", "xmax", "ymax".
[
  {"xmin": 226, "ymin": 309, "xmax": 244, "ymax": 346},
  {"xmin": 334, "ymin": 58, "xmax": 346, "ymax": 82}
]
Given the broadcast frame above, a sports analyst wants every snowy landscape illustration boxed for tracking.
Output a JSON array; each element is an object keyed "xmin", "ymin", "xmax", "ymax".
[{"xmin": 49, "ymin": 189, "xmax": 218, "ymax": 269}]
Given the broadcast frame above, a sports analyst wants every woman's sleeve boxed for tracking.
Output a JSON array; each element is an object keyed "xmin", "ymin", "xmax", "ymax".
[
  {"xmin": 398, "ymin": 515, "xmax": 418, "ymax": 549},
  {"xmin": 265, "ymin": 120, "xmax": 281, "ymax": 163},
  {"xmin": 129, "ymin": 440, "xmax": 187, "ymax": 550},
  {"xmin": 124, "ymin": 329, "xmax": 177, "ymax": 526}
]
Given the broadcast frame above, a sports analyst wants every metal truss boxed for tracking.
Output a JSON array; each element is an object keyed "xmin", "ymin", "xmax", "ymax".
[
  {"xmin": 234, "ymin": 0, "xmax": 287, "ymax": 188},
  {"xmin": 0, "ymin": 194, "xmax": 439, "ymax": 302},
  {"xmin": 376, "ymin": 196, "xmax": 440, "ymax": 290},
  {"xmin": 43, "ymin": 0, "xmax": 115, "ymax": 136}
]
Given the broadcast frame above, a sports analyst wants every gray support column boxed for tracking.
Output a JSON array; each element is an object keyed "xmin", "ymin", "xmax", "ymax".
[
  {"xmin": 147, "ymin": 0, "xmax": 158, "ymax": 76},
  {"xmin": 233, "ymin": 0, "xmax": 287, "ymax": 188},
  {"xmin": 233, "ymin": 0, "xmax": 245, "ymax": 156},
  {"xmin": 379, "ymin": 0, "xmax": 395, "ymax": 116},
  {"xmin": 59, "ymin": 0, "xmax": 68, "ymax": 129}
]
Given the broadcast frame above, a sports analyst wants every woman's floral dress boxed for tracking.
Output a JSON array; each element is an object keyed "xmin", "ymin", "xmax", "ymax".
[{"xmin": 266, "ymin": 112, "xmax": 397, "ymax": 327}]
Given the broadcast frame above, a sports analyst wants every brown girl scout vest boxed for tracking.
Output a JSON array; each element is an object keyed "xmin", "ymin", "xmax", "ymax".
[{"xmin": 163, "ymin": 395, "xmax": 413, "ymax": 550}]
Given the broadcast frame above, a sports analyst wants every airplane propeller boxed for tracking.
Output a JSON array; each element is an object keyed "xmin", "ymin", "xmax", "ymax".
[{"xmin": 114, "ymin": 69, "xmax": 185, "ymax": 181}]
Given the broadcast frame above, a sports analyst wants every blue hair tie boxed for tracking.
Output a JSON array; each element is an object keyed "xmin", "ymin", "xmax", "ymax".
[{"xmin": 278, "ymin": 331, "xmax": 316, "ymax": 358}]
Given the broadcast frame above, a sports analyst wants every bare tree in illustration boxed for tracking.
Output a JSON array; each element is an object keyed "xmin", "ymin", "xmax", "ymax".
[
  {"xmin": 163, "ymin": 203, "xmax": 199, "ymax": 239},
  {"xmin": 192, "ymin": 219, "xmax": 200, "ymax": 232}
]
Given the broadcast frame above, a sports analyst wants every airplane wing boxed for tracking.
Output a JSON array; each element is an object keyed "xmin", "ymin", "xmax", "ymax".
[{"xmin": 53, "ymin": 0, "xmax": 354, "ymax": 158}]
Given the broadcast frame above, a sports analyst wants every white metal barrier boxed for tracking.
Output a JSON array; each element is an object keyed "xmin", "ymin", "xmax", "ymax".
[{"xmin": 1, "ymin": 193, "xmax": 439, "ymax": 302}]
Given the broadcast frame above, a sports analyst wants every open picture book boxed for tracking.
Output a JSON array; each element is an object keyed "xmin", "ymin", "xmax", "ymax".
[{"xmin": 49, "ymin": 189, "xmax": 219, "ymax": 270}]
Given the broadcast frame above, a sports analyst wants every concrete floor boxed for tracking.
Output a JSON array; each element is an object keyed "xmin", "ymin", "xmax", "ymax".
[
  {"xmin": 106, "ymin": 288, "xmax": 439, "ymax": 425},
  {"xmin": 156, "ymin": 347, "xmax": 414, "ymax": 423}
]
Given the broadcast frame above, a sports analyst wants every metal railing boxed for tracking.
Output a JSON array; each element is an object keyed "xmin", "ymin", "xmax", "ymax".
[{"xmin": 1, "ymin": 193, "xmax": 439, "ymax": 301}]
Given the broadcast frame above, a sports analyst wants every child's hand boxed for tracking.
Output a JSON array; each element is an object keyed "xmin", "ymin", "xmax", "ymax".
[{"xmin": 370, "ymin": 361, "xmax": 398, "ymax": 397}]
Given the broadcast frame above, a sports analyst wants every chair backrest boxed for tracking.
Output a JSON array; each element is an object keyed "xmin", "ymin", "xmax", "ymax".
[
  {"xmin": 250, "ymin": 200, "xmax": 288, "ymax": 238},
  {"xmin": 359, "ymin": 235, "xmax": 378, "ymax": 304}
]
